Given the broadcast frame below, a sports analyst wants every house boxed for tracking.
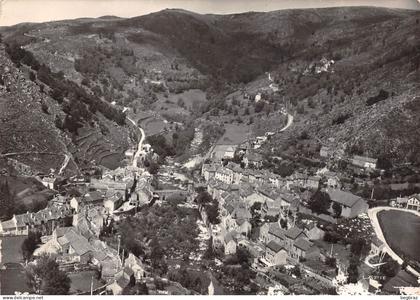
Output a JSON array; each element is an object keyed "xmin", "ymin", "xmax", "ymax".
[
  {"xmin": 202, "ymin": 164, "xmax": 217, "ymax": 182},
  {"xmin": 283, "ymin": 227, "xmax": 308, "ymax": 251},
  {"xmin": 261, "ymin": 200, "xmax": 282, "ymax": 218},
  {"xmin": 290, "ymin": 238, "xmax": 320, "ymax": 260},
  {"xmin": 106, "ymin": 267, "xmax": 134, "ymax": 295},
  {"xmin": 84, "ymin": 191, "xmax": 105, "ymax": 206},
  {"xmin": 396, "ymin": 197, "xmax": 408, "ymax": 207},
  {"xmin": 103, "ymin": 191, "xmax": 124, "ymax": 214},
  {"xmin": 70, "ymin": 197, "xmax": 80, "ymax": 213},
  {"xmin": 125, "ymin": 253, "xmax": 146, "ymax": 282},
  {"xmin": 320, "ymin": 146, "xmax": 333, "ymax": 158},
  {"xmin": 306, "ymin": 176, "xmax": 321, "ymax": 189},
  {"xmin": 265, "ymin": 241, "xmax": 288, "ymax": 266},
  {"xmin": 324, "ymin": 172, "xmax": 342, "ymax": 189},
  {"xmin": 370, "ymin": 236, "xmax": 385, "ymax": 256},
  {"xmin": 214, "ymin": 168, "xmax": 234, "ymax": 185},
  {"xmin": 303, "ymin": 223, "xmax": 325, "ymax": 240},
  {"xmin": 326, "ymin": 189, "xmax": 369, "ymax": 218},
  {"xmin": 56, "ymin": 227, "xmax": 95, "ymax": 264},
  {"xmin": 351, "ymin": 155, "xmax": 377, "ymax": 169},
  {"xmin": 243, "ymin": 151, "xmax": 264, "ymax": 169},
  {"xmin": 125, "ymin": 148, "xmax": 136, "ymax": 159},
  {"xmin": 267, "ymin": 222, "xmax": 287, "ymax": 246},
  {"xmin": 224, "ymin": 231, "xmax": 238, "ymax": 255},
  {"xmin": 0, "ymin": 204, "xmax": 73, "ymax": 236},
  {"xmin": 406, "ymin": 194, "xmax": 420, "ymax": 212},
  {"xmin": 210, "ymin": 144, "xmax": 237, "ymax": 161},
  {"xmin": 244, "ymin": 192, "xmax": 266, "ymax": 207},
  {"xmin": 221, "ymin": 203, "xmax": 252, "ymax": 236},
  {"xmin": 0, "ymin": 216, "xmax": 28, "ymax": 236},
  {"xmin": 41, "ymin": 176, "xmax": 57, "ymax": 190}
]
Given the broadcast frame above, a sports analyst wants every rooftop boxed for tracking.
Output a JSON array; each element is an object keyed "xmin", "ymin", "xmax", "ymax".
[
  {"xmin": 266, "ymin": 240, "xmax": 284, "ymax": 253},
  {"xmin": 326, "ymin": 189, "xmax": 364, "ymax": 208},
  {"xmin": 293, "ymin": 238, "xmax": 314, "ymax": 251},
  {"xmin": 285, "ymin": 227, "xmax": 306, "ymax": 240}
]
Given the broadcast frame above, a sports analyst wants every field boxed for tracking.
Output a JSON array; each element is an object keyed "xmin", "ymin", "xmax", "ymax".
[
  {"xmin": 216, "ymin": 124, "xmax": 250, "ymax": 145},
  {"xmin": 68, "ymin": 270, "xmax": 104, "ymax": 294},
  {"xmin": 378, "ymin": 210, "xmax": 420, "ymax": 262}
]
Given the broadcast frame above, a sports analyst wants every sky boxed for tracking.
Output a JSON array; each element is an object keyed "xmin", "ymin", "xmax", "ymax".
[{"xmin": 0, "ymin": 0, "xmax": 419, "ymax": 26}]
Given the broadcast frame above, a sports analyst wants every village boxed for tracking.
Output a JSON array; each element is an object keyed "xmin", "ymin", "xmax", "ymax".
[{"xmin": 1, "ymin": 111, "xmax": 420, "ymax": 296}]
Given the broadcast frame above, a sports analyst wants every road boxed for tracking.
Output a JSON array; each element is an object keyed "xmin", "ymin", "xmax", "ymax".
[
  {"xmin": 279, "ymin": 112, "xmax": 293, "ymax": 132},
  {"xmin": 58, "ymin": 154, "xmax": 70, "ymax": 175},
  {"xmin": 127, "ymin": 116, "xmax": 146, "ymax": 168},
  {"xmin": 368, "ymin": 206, "xmax": 420, "ymax": 278}
]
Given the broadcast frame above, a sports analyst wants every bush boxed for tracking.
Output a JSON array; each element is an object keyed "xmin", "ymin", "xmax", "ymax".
[{"xmin": 366, "ymin": 89, "xmax": 389, "ymax": 106}]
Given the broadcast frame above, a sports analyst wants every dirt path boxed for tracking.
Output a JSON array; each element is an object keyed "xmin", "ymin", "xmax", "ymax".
[
  {"xmin": 279, "ymin": 113, "xmax": 293, "ymax": 132},
  {"xmin": 58, "ymin": 154, "xmax": 70, "ymax": 175},
  {"xmin": 368, "ymin": 206, "xmax": 420, "ymax": 278},
  {"xmin": 127, "ymin": 117, "xmax": 146, "ymax": 168}
]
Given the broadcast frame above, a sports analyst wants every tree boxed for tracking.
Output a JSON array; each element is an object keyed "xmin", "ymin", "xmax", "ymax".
[
  {"xmin": 195, "ymin": 191, "xmax": 212, "ymax": 205},
  {"xmin": 291, "ymin": 265, "xmax": 302, "ymax": 278},
  {"xmin": 206, "ymin": 199, "xmax": 220, "ymax": 225},
  {"xmin": 380, "ymin": 257, "xmax": 400, "ymax": 278},
  {"xmin": 0, "ymin": 179, "xmax": 15, "ymax": 220},
  {"xmin": 22, "ymin": 231, "xmax": 41, "ymax": 261},
  {"xmin": 377, "ymin": 156, "xmax": 392, "ymax": 170},
  {"xmin": 26, "ymin": 254, "xmax": 71, "ymax": 295},
  {"xmin": 325, "ymin": 256, "xmax": 337, "ymax": 268},
  {"xmin": 332, "ymin": 202, "xmax": 342, "ymax": 218},
  {"xmin": 347, "ymin": 257, "xmax": 359, "ymax": 284},
  {"xmin": 237, "ymin": 247, "xmax": 252, "ymax": 267},
  {"xmin": 150, "ymin": 239, "xmax": 168, "ymax": 275},
  {"xmin": 350, "ymin": 239, "xmax": 367, "ymax": 257},
  {"xmin": 255, "ymin": 101, "xmax": 265, "ymax": 113},
  {"xmin": 308, "ymin": 190, "xmax": 331, "ymax": 214}
]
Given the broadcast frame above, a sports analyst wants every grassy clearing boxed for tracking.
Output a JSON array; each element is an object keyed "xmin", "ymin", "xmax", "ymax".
[
  {"xmin": 68, "ymin": 270, "xmax": 104, "ymax": 294},
  {"xmin": 217, "ymin": 124, "xmax": 250, "ymax": 145}
]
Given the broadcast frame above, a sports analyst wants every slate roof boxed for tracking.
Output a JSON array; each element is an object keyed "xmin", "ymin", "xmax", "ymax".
[
  {"xmin": 266, "ymin": 240, "xmax": 284, "ymax": 253},
  {"xmin": 231, "ymin": 206, "xmax": 251, "ymax": 220},
  {"xmin": 84, "ymin": 191, "xmax": 104, "ymax": 202},
  {"xmin": 353, "ymin": 155, "xmax": 377, "ymax": 164},
  {"xmin": 268, "ymin": 223, "xmax": 286, "ymax": 239},
  {"xmin": 326, "ymin": 189, "xmax": 364, "ymax": 208},
  {"xmin": 1, "ymin": 219, "xmax": 16, "ymax": 230},
  {"xmin": 285, "ymin": 227, "xmax": 306, "ymax": 240},
  {"xmin": 224, "ymin": 230, "xmax": 238, "ymax": 244},
  {"xmin": 293, "ymin": 238, "xmax": 313, "ymax": 251},
  {"xmin": 57, "ymin": 229, "xmax": 94, "ymax": 256}
]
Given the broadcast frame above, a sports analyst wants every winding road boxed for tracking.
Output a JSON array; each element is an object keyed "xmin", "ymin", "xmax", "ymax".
[
  {"xmin": 127, "ymin": 116, "xmax": 146, "ymax": 168},
  {"xmin": 368, "ymin": 206, "xmax": 420, "ymax": 278},
  {"xmin": 58, "ymin": 154, "xmax": 70, "ymax": 175},
  {"xmin": 279, "ymin": 112, "xmax": 294, "ymax": 132}
]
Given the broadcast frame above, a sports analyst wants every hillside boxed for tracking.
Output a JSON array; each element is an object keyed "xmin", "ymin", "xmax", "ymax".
[{"xmin": 0, "ymin": 6, "xmax": 419, "ymax": 172}]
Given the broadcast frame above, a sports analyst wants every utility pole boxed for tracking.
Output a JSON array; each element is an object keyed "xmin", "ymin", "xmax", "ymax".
[{"xmin": 90, "ymin": 275, "xmax": 94, "ymax": 295}]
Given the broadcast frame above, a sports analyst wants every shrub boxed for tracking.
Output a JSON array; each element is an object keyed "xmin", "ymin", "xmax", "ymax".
[{"xmin": 366, "ymin": 89, "xmax": 389, "ymax": 106}]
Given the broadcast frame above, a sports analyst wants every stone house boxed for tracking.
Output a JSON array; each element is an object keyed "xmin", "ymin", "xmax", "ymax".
[
  {"xmin": 326, "ymin": 189, "xmax": 369, "ymax": 218},
  {"xmin": 265, "ymin": 241, "xmax": 288, "ymax": 266}
]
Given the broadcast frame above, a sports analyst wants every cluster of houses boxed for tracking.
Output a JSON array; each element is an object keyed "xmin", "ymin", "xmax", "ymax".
[
  {"xmin": 199, "ymin": 143, "xmax": 374, "ymax": 274},
  {"xmin": 0, "ymin": 167, "xmax": 156, "ymax": 295},
  {"xmin": 0, "ymin": 195, "xmax": 73, "ymax": 236},
  {"xmin": 202, "ymin": 161, "xmax": 323, "ymax": 191}
]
